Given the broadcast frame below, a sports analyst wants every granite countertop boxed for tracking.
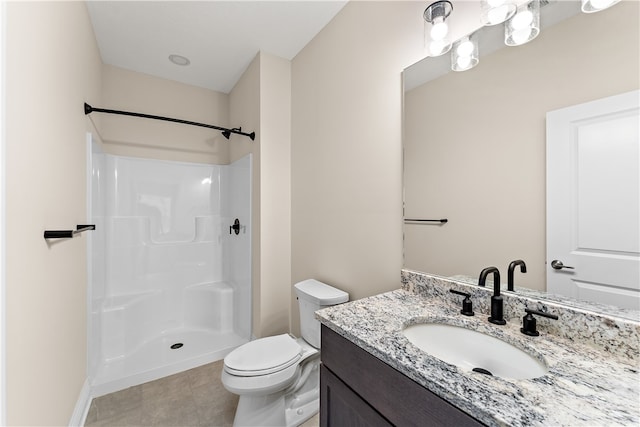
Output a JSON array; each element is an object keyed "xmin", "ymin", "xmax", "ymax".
[{"xmin": 316, "ymin": 280, "xmax": 640, "ymax": 426}]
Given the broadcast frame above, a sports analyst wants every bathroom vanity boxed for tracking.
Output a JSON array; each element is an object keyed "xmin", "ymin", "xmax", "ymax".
[
  {"xmin": 317, "ymin": 269, "xmax": 640, "ymax": 427},
  {"xmin": 321, "ymin": 325, "xmax": 482, "ymax": 426}
]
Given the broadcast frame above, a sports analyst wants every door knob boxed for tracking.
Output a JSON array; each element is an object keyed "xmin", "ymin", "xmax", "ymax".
[{"xmin": 551, "ymin": 260, "xmax": 574, "ymax": 270}]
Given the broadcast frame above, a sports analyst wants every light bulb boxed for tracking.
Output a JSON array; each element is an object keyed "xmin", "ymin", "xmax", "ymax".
[
  {"xmin": 456, "ymin": 40, "xmax": 474, "ymax": 57},
  {"xmin": 430, "ymin": 16, "xmax": 449, "ymax": 40},
  {"xmin": 511, "ymin": 28, "xmax": 533, "ymax": 45},
  {"xmin": 487, "ymin": 5, "xmax": 510, "ymax": 24},
  {"xmin": 481, "ymin": 0, "xmax": 515, "ymax": 26},
  {"xmin": 511, "ymin": 10, "xmax": 533, "ymax": 29},
  {"xmin": 456, "ymin": 55, "xmax": 472, "ymax": 70}
]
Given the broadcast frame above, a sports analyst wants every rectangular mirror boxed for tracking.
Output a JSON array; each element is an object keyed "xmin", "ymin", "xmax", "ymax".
[{"xmin": 403, "ymin": 0, "xmax": 639, "ymax": 315}]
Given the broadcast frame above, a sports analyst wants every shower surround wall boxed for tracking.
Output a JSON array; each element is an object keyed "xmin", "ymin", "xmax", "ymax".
[{"xmin": 90, "ymin": 147, "xmax": 251, "ymax": 396}]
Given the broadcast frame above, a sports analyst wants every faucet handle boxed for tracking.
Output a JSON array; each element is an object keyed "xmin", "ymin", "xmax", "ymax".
[
  {"xmin": 449, "ymin": 289, "xmax": 475, "ymax": 316},
  {"xmin": 521, "ymin": 308, "xmax": 559, "ymax": 336}
]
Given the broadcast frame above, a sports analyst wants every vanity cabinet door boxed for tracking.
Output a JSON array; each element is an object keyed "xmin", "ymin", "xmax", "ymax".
[
  {"xmin": 321, "ymin": 325, "xmax": 484, "ymax": 427},
  {"xmin": 320, "ymin": 365, "xmax": 392, "ymax": 427}
]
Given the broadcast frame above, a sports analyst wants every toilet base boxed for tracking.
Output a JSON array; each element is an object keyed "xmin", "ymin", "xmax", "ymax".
[
  {"xmin": 285, "ymin": 397, "xmax": 318, "ymax": 427},
  {"xmin": 232, "ymin": 358, "xmax": 320, "ymax": 427},
  {"xmin": 283, "ymin": 387, "xmax": 319, "ymax": 426},
  {"xmin": 233, "ymin": 394, "xmax": 318, "ymax": 427},
  {"xmin": 233, "ymin": 393, "xmax": 287, "ymax": 427}
]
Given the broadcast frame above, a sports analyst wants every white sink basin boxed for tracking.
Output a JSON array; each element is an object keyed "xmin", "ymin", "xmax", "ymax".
[{"xmin": 403, "ymin": 322, "xmax": 548, "ymax": 380}]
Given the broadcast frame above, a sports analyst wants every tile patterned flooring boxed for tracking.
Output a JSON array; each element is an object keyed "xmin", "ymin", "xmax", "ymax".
[{"xmin": 85, "ymin": 360, "xmax": 320, "ymax": 427}]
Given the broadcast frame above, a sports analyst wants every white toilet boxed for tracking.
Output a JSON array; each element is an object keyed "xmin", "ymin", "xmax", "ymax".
[{"xmin": 221, "ymin": 279, "xmax": 349, "ymax": 427}]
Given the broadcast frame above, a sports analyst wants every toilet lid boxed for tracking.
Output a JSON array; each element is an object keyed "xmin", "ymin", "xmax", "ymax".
[{"xmin": 224, "ymin": 334, "xmax": 302, "ymax": 377}]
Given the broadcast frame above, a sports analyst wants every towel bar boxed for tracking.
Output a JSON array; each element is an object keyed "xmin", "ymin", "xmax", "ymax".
[{"xmin": 44, "ymin": 224, "xmax": 96, "ymax": 239}]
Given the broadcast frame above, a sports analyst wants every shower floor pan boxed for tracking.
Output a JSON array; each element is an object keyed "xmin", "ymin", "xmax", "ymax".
[{"xmin": 92, "ymin": 328, "xmax": 247, "ymax": 397}]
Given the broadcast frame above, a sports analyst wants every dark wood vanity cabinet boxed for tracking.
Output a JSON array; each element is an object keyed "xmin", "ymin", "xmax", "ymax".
[{"xmin": 320, "ymin": 325, "xmax": 485, "ymax": 427}]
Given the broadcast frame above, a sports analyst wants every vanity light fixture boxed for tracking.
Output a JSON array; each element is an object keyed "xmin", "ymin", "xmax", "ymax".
[
  {"xmin": 480, "ymin": 0, "xmax": 516, "ymax": 26},
  {"xmin": 581, "ymin": 0, "xmax": 621, "ymax": 13},
  {"xmin": 505, "ymin": 0, "xmax": 540, "ymax": 46},
  {"xmin": 422, "ymin": 0, "xmax": 622, "ymax": 71},
  {"xmin": 451, "ymin": 32, "xmax": 479, "ymax": 72}
]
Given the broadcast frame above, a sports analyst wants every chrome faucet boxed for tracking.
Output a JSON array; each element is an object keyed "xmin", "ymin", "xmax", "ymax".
[
  {"xmin": 478, "ymin": 267, "xmax": 506, "ymax": 325},
  {"xmin": 507, "ymin": 260, "xmax": 527, "ymax": 291}
]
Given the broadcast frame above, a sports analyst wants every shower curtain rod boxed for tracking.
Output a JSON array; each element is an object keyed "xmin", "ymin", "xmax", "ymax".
[{"xmin": 84, "ymin": 103, "xmax": 255, "ymax": 141}]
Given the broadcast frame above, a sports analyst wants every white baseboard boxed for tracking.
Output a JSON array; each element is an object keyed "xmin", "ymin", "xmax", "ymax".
[{"xmin": 68, "ymin": 378, "xmax": 92, "ymax": 427}]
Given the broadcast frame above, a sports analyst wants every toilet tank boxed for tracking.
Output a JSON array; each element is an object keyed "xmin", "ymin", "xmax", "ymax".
[{"xmin": 294, "ymin": 279, "xmax": 349, "ymax": 348}]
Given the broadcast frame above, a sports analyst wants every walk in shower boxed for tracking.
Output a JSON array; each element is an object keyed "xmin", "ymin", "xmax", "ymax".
[{"xmin": 88, "ymin": 140, "xmax": 252, "ymax": 396}]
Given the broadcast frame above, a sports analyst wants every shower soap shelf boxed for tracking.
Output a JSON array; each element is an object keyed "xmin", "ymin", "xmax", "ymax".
[{"xmin": 44, "ymin": 224, "xmax": 95, "ymax": 240}]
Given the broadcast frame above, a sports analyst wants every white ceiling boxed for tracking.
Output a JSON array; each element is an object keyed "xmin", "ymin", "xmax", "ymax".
[{"xmin": 86, "ymin": 1, "xmax": 348, "ymax": 94}]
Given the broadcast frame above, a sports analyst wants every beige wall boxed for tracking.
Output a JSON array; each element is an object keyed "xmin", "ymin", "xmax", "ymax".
[
  {"xmin": 5, "ymin": 2, "xmax": 102, "ymax": 425},
  {"xmin": 404, "ymin": 1, "xmax": 640, "ymax": 290},
  {"xmin": 99, "ymin": 64, "xmax": 230, "ymax": 164},
  {"xmin": 230, "ymin": 52, "xmax": 292, "ymax": 338},
  {"xmin": 290, "ymin": 1, "xmax": 425, "ymax": 332},
  {"xmin": 258, "ymin": 54, "xmax": 292, "ymax": 336}
]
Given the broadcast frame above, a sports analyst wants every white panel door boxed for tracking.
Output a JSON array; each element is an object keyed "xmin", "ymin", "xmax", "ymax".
[{"xmin": 546, "ymin": 90, "xmax": 640, "ymax": 310}]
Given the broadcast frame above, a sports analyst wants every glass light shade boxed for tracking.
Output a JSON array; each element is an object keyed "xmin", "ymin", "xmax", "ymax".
[
  {"xmin": 505, "ymin": 0, "xmax": 540, "ymax": 46},
  {"xmin": 424, "ymin": 1, "xmax": 453, "ymax": 41},
  {"xmin": 451, "ymin": 33, "xmax": 479, "ymax": 72},
  {"xmin": 581, "ymin": 0, "xmax": 621, "ymax": 13},
  {"xmin": 480, "ymin": 0, "xmax": 516, "ymax": 26}
]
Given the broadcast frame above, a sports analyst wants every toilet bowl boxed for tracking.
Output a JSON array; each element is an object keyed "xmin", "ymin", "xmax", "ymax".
[{"xmin": 221, "ymin": 279, "xmax": 348, "ymax": 427}]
